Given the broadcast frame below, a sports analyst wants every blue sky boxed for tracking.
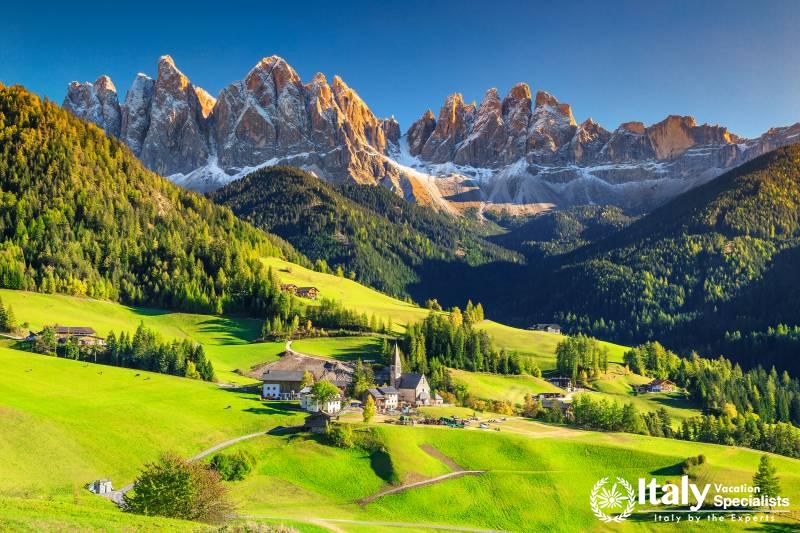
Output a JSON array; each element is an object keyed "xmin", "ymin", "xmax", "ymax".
[{"xmin": 2, "ymin": 0, "xmax": 799, "ymax": 137}]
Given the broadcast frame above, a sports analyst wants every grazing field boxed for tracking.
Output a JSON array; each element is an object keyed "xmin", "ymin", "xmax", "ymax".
[
  {"xmin": 291, "ymin": 336, "xmax": 385, "ymax": 362},
  {"xmin": 0, "ymin": 345, "xmax": 304, "ymax": 501},
  {"xmin": 449, "ymin": 368, "xmax": 561, "ymax": 404},
  {"xmin": 0, "ymin": 289, "xmax": 278, "ymax": 384}
]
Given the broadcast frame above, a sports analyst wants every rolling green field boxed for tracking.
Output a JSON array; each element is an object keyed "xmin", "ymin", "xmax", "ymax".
[
  {"xmin": 2, "ymin": 327, "xmax": 799, "ymax": 531},
  {"xmin": 0, "ymin": 289, "xmax": 281, "ymax": 384},
  {"xmin": 449, "ymin": 368, "xmax": 562, "ymax": 404},
  {"xmin": 218, "ymin": 421, "xmax": 800, "ymax": 532},
  {"xmin": 0, "ymin": 344, "xmax": 304, "ymax": 501}
]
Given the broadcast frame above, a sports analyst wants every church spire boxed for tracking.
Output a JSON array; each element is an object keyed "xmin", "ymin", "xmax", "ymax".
[{"xmin": 390, "ymin": 343, "xmax": 402, "ymax": 387}]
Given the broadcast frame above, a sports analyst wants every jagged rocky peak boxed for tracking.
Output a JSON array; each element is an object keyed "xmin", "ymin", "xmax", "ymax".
[
  {"xmin": 407, "ymin": 109, "xmax": 437, "ymax": 155},
  {"xmin": 419, "ymin": 93, "xmax": 476, "ymax": 163},
  {"xmin": 120, "ymin": 73, "xmax": 155, "ymax": 155},
  {"xmin": 645, "ymin": 115, "xmax": 738, "ymax": 160},
  {"xmin": 138, "ymin": 55, "xmax": 213, "ymax": 176},
  {"xmin": 63, "ymin": 75, "xmax": 122, "ymax": 137},
  {"xmin": 568, "ymin": 117, "xmax": 611, "ymax": 164}
]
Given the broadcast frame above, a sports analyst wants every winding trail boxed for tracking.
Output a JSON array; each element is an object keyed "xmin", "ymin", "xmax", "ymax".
[
  {"xmin": 358, "ymin": 443, "xmax": 486, "ymax": 504},
  {"xmin": 103, "ymin": 431, "xmax": 268, "ymax": 506}
]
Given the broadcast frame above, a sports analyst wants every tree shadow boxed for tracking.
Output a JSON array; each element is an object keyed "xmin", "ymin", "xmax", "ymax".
[
  {"xmin": 650, "ymin": 462, "xmax": 685, "ymax": 476},
  {"xmin": 369, "ymin": 448, "xmax": 396, "ymax": 484}
]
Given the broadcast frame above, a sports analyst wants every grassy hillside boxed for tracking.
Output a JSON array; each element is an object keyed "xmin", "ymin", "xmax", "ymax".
[
  {"xmin": 449, "ymin": 369, "xmax": 561, "ymax": 403},
  {"xmin": 0, "ymin": 344, "xmax": 304, "ymax": 500},
  {"xmin": 588, "ymin": 368, "xmax": 698, "ymax": 423},
  {"xmin": 0, "ymin": 289, "xmax": 281, "ymax": 384},
  {"xmin": 291, "ymin": 336, "xmax": 385, "ymax": 362},
  {"xmin": 1, "ymin": 318, "xmax": 796, "ymax": 531},
  {"xmin": 220, "ymin": 421, "xmax": 800, "ymax": 531}
]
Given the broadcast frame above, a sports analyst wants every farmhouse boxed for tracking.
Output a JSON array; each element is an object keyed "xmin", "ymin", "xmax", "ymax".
[
  {"xmin": 529, "ymin": 324, "xmax": 562, "ymax": 334},
  {"xmin": 28, "ymin": 325, "xmax": 106, "ymax": 347},
  {"xmin": 390, "ymin": 345, "xmax": 432, "ymax": 406},
  {"xmin": 636, "ymin": 379, "xmax": 677, "ymax": 394},
  {"xmin": 546, "ymin": 377, "xmax": 573, "ymax": 391},
  {"xmin": 261, "ymin": 370, "xmax": 306, "ymax": 399},
  {"xmin": 295, "ymin": 287, "xmax": 319, "ymax": 300},
  {"xmin": 364, "ymin": 386, "xmax": 399, "ymax": 412}
]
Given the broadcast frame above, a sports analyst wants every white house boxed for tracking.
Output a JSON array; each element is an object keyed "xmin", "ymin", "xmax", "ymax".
[
  {"xmin": 299, "ymin": 386, "xmax": 342, "ymax": 414},
  {"xmin": 88, "ymin": 479, "xmax": 113, "ymax": 494}
]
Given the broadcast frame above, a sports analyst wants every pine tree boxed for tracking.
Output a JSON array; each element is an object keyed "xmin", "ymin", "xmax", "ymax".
[{"xmin": 753, "ymin": 455, "xmax": 781, "ymax": 502}]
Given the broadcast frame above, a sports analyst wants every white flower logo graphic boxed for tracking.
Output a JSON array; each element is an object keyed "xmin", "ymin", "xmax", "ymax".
[{"xmin": 590, "ymin": 477, "xmax": 636, "ymax": 523}]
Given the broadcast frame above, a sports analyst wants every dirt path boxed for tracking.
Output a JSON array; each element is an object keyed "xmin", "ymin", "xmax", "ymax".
[
  {"xmin": 103, "ymin": 431, "xmax": 268, "ymax": 506},
  {"xmin": 236, "ymin": 515, "xmax": 505, "ymax": 532},
  {"xmin": 358, "ymin": 444, "xmax": 484, "ymax": 504},
  {"xmin": 420, "ymin": 443, "xmax": 463, "ymax": 471}
]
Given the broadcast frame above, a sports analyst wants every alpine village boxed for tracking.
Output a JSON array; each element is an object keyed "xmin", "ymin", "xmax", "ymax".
[{"xmin": 3, "ymin": 4, "xmax": 800, "ymax": 531}]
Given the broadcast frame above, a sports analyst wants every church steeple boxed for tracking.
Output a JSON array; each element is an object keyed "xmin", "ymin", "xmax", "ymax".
[{"xmin": 390, "ymin": 343, "xmax": 402, "ymax": 387}]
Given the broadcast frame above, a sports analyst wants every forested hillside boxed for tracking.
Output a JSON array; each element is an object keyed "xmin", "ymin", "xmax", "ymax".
[
  {"xmin": 0, "ymin": 84, "xmax": 304, "ymax": 315},
  {"xmin": 507, "ymin": 145, "xmax": 800, "ymax": 372},
  {"xmin": 210, "ymin": 166, "xmax": 520, "ymax": 298},
  {"xmin": 487, "ymin": 205, "xmax": 637, "ymax": 257}
]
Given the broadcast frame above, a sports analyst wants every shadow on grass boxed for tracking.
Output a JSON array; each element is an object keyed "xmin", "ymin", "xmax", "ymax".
[
  {"xmin": 650, "ymin": 461, "xmax": 685, "ymax": 476},
  {"xmin": 243, "ymin": 402, "xmax": 302, "ymax": 417},
  {"xmin": 122, "ymin": 305, "xmax": 260, "ymax": 345},
  {"xmin": 369, "ymin": 448, "xmax": 396, "ymax": 484}
]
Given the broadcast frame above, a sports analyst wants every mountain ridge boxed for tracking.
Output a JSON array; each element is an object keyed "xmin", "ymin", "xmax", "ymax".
[{"xmin": 64, "ymin": 54, "xmax": 800, "ymax": 214}]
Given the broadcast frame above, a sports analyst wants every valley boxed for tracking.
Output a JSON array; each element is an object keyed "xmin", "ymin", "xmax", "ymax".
[{"xmin": 1, "ymin": 20, "xmax": 800, "ymax": 529}]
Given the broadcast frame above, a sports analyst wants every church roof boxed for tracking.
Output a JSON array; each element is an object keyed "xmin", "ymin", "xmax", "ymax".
[{"xmin": 398, "ymin": 373, "xmax": 425, "ymax": 389}]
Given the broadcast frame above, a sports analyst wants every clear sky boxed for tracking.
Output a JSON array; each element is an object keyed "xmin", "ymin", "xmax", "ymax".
[{"xmin": 2, "ymin": 0, "xmax": 799, "ymax": 137}]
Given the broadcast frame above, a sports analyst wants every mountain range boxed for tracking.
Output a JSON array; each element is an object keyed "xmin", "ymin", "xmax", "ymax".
[{"xmin": 64, "ymin": 55, "xmax": 800, "ymax": 213}]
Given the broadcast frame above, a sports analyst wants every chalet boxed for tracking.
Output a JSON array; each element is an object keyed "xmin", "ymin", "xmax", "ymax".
[
  {"xmin": 304, "ymin": 412, "xmax": 333, "ymax": 434},
  {"xmin": 280, "ymin": 284, "xmax": 297, "ymax": 294},
  {"xmin": 636, "ymin": 379, "xmax": 677, "ymax": 394},
  {"xmin": 364, "ymin": 386, "xmax": 399, "ymax": 412},
  {"xmin": 546, "ymin": 377, "xmax": 573, "ymax": 391},
  {"xmin": 530, "ymin": 324, "xmax": 562, "ymax": 334},
  {"xmin": 433, "ymin": 393, "xmax": 444, "ymax": 406},
  {"xmin": 389, "ymin": 345, "xmax": 433, "ymax": 406},
  {"xmin": 261, "ymin": 370, "xmax": 306, "ymax": 399},
  {"xmin": 295, "ymin": 287, "xmax": 319, "ymax": 300},
  {"xmin": 28, "ymin": 326, "xmax": 106, "ymax": 347}
]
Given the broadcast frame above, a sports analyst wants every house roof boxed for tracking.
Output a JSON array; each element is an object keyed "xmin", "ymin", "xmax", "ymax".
[
  {"xmin": 434, "ymin": 393, "xmax": 443, "ymax": 400},
  {"xmin": 378, "ymin": 386, "xmax": 398, "ymax": 395},
  {"xmin": 367, "ymin": 388, "xmax": 384, "ymax": 399},
  {"xmin": 262, "ymin": 370, "xmax": 305, "ymax": 382},
  {"xmin": 52, "ymin": 326, "xmax": 96, "ymax": 336}
]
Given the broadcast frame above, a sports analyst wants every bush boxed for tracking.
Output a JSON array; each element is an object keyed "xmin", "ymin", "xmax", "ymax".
[
  {"xmin": 124, "ymin": 453, "xmax": 234, "ymax": 524},
  {"xmin": 210, "ymin": 450, "xmax": 256, "ymax": 482}
]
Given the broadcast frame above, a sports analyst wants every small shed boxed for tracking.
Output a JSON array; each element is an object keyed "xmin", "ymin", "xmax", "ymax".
[
  {"xmin": 304, "ymin": 412, "xmax": 333, "ymax": 434},
  {"xmin": 88, "ymin": 479, "xmax": 113, "ymax": 494}
]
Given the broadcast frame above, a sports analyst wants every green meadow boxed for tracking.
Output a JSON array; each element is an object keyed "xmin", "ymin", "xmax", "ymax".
[
  {"xmin": 0, "ymin": 289, "xmax": 282, "ymax": 384},
  {"xmin": 218, "ymin": 421, "xmax": 800, "ymax": 532},
  {"xmin": 449, "ymin": 368, "xmax": 561, "ymax": 403},
  {"xmin": 291, "ymin": 335, "xmax": 385, "ymax": 362}
]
